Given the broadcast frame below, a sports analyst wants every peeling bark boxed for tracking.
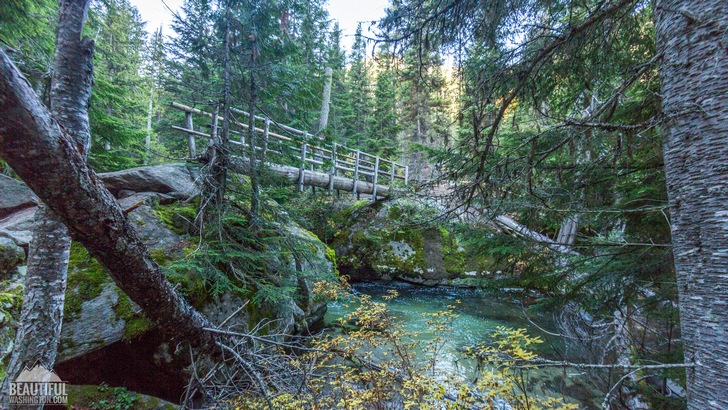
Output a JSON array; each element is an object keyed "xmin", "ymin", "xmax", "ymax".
[{"xmin": 655, "ymin": 0, "xmax": 728, "ymax": 407}]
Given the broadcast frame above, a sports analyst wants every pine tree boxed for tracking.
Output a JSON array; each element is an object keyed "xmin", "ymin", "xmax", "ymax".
[
  {"xmin": 367, "ymin": 45, "xmax": 400, "ymax": 159},
  {"xmin": 343, "ymin": 24, "xmax": 372, "ymax": 149},
  {"xmin": 87, "ymin": 0, "xmax": 148, "ymax": 171}
]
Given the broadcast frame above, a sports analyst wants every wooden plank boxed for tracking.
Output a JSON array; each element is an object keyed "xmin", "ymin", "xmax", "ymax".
[
  {"xmin": 335, "ymin": 165, "xmax": 355, "ymax": 173},
  {"xmin": 305, "ymin": 157, "xmax": 324, "ymax": 166},
  {"xmin": 171, "ymin": 125, "xmax": 209, "ymax": 139}
]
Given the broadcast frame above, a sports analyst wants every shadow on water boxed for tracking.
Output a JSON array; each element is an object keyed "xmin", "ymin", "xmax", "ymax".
[{"xmin": 326, "ymin": 281, "xmax": 602, "ymax": 409}]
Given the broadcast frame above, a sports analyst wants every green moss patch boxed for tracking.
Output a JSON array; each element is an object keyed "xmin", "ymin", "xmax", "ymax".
[
  {"xmin": 114, "ymin": 290, "xmax": 153, "ymax": 340},
  {"xmin": 65, "ymin": 242, "xmax": 112, "ymax": 320},
  {"xmin": 152, "ymin": 199, "xmax": 199, "ymax": 235}
]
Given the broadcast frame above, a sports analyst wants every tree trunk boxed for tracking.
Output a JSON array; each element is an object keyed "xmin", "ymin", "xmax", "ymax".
[
  {"xmin": 247, "ymin": 25, "xmax": 260, "ymax": 218},
  {"xmin": 655, "ymin": 0, "xmax": 728, "ymax": 407},
  {"xmin": 1, "ymin": 0, "xmax": 93, "ymax": 407},
  {"xmin": 556, "ymin": 215, "xmax": 579, "ymax": 247},
  {"xmin": 0, "ymin": 48, "xmax": 217, "ymax": 356},
  {"xmin": 317, "ymin": 67, "xmax": 333, "ymax": 133},
  {"xmin": 145, "ymin": 80, "xmax": 154, "ymax": 164},
  {"xmin": 200, "ymin": 6, "xmax": 230, "ymax": 228}
]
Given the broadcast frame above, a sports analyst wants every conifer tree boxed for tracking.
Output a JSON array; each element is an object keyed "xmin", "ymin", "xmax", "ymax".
[
  {"xmin": 343, "ymin": 24, "xmax": 372, "ymax": 149},
  {"xmin": 367, "ymin": 45, "xmax": 400, "ymax": 158}
]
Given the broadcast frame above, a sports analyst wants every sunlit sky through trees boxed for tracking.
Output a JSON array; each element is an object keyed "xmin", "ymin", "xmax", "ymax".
[{"xmin": 128, "ymin": 0, "xmax": 388, "ymax": 53}]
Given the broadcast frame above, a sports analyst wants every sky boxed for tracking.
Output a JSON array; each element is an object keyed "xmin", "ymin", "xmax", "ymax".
[{"xmin": 128, "ymin": 0, "xmax": 390, "ymax": 53}]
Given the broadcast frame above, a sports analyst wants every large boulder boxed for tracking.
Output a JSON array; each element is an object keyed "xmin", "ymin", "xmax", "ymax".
[
  {"xmin": 57, "ymin": 198, "xmax": 186, "ymax": 361},
  {"xmin": 275, "ymin": 221, "xmax": 336, "ymax": 334},
  {"xmin": 0, "ymin": 206, "xmax": 37, "ymax": 248},
  {"xmin": 331, "ymin": 199, "xmax": 475, "ymax": 285},
  {"xmin": 0, "ymin": 174, "xmax": 38, "ymax": 219},
  {"xmin": 99, "ymin": 164, "xmax": 199, "ymax": 199},
  {"xmin": 0, "ymin": 237, "xmax": 24, "ymax": 279}
]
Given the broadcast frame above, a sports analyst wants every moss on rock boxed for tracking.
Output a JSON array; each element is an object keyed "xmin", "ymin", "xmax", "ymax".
[
  {"xmin": 114, "ymin": 290, "xmax": 153, "ymax": 340},
  {"xmin": 152, "ymin": 199, "xmax": 199, "ymax": 235},
  {"xmin": 65, "ymin": 242, "xmax": 112, "ymax": 320},
  {"xmin": 330, "ymin": 199, "xmax": 470, "ymax": 284}
]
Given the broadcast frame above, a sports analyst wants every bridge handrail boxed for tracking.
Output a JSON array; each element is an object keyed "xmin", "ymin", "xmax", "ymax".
[{"xmin": 169, "ymin": 102, "xmax": 409, "ymax": 193}]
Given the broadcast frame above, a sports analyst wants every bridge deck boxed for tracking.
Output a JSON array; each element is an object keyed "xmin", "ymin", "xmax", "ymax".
[{"xmin": 170, "ymin": 102, "xmax": 408, "ymax": 198}]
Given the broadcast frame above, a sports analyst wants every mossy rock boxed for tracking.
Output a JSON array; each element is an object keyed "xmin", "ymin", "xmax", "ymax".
[
  {"xmin": 0, "ymin": 237, "xmax": 25, "ymax": 279},
  {"xmin": 330, "ymin": 199, "xmax": 472, "ymax": 284},
  {"xmin": 66, "ymin": 384, "xmax": 178, "ymax": 409},
  {"xmin": 58, "ymin": 199, "xmax": 191, "ymax": 361}
]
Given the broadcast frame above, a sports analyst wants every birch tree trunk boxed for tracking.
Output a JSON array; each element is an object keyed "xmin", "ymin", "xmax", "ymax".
[
  {"xmin": 0, "ymin": 47, "xmax": 217, "ymax": 364},
  {"xmin": 317, "ymin": 67, "xmax": 333, "ymax": 133},
  {"xmin": 1, "ymin": 1, "xmax": 93, "ymax": 407},
  {"xmin": 655, "ymin": 0, "xmax": 728, "ymax": 407},
  {"xmin": 145, "ymin": 81, "xmax": 154, "ymax": 164}
]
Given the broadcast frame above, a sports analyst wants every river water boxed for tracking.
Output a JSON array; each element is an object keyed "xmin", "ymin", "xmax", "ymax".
[{"xmin": 325, "ymin": 282, "xmax": 601, "ymax": 409}]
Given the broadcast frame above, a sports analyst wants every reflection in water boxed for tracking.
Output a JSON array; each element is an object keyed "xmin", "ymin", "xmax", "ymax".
[{"xmin": 325, "ymin": 282, "xmax": 601, "ymax": 409}]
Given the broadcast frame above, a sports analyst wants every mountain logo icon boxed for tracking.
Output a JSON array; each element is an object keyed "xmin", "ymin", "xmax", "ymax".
[{"xmin": 14, "ymin": 364, "xmax": 65, "ymax": 384}]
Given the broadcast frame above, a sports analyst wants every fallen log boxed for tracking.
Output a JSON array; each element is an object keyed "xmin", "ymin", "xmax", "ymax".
[{"xmin": 228, "ymin": 156, "xmax": 393, "ymax": 197}]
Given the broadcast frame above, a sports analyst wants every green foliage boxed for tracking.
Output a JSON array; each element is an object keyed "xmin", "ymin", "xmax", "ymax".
[
  {"xmin": 86, "ymin": 0, "xmax": 150, "ymax": 171},
  {"xmin": 65, "ymin": 384, "xmax": 138, "ymax": 410},
  {"xmin": 163, "ymin": 197, "xmax": 335, "ymax": 315},
  {"xmin": 233, "ymin": 288, "xmax": 577, "ymax": 409},
  {"xmin": 92, "ymin": 385, "xmax": 137, "ymax": 410},
  {"xmin": 0, "ymin": 0, "xmax": 57, "ymax": 94}
]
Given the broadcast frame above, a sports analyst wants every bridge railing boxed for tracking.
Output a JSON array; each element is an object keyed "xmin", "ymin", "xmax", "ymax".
[{"xmin": 169, "ymin": 102, "xmax": 408, "ymax": 196}]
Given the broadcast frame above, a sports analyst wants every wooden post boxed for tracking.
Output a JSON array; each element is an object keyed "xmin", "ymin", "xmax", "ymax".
[
  {"xmin": 390, "ymin": 161, "xmax": 395, "ymax": 186},
  {"xmin": 210, "ymin": 107, "xmax": 219, "ymax": 145},
  {"xmin": 372, "ymin": 156, "xmax": 380, "ymax": 200},
  {"xmin": 404, "ymin": 165, "xmax": 409, "ymax": 186},
  {"xmin": 262, "ymin": 117, "xmax": 270, "ymax": 159},
  {"xmin": 329, "ymin": 143, "xmax": 336, "ymax": 192},
  {"xmin": 298, "ymin": 140, "xmax": 307, "ymax": 192},
  {"xmin": 185, "ymin": 112, "xmax": 196, "ymax": 158},
  {"xmin": 310, "ymin": 162, "xmax": 315, "ymax": 194},
  {"xmin": 352, "ymin": 150, "xmax": 360, "ymax": 197}
]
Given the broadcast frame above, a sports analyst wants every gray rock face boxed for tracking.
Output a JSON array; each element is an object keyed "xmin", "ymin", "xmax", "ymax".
[
  {"xmin": 99, "ymin": 164, "xmax": 199, "ymax": 199},
  {"xmin": 279, "ymin": 221, "xmax": 336, "ymax": 333},
  {"xmin": 0, "ymin": 237, "xmax": 25, "ymax": 279},
  {"xmin": 59, "ymin": 284, "xmax": 127, "ymax": 360},
  {"xmin": 127, "ymin": 205, "xmax": 183, "ymax": 253},
  {"xmin": 0, "ymin": 174, "xmax": 38, "ymax": 219},
  {"xmin": 0, "ymin": 207, "xmax": 37, "ymax": 248}
]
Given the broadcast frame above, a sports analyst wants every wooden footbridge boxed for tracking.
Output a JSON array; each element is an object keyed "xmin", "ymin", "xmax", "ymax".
[{"xmin": 170, "ymin": 102, "xmax": 408, "ymax": 198}]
